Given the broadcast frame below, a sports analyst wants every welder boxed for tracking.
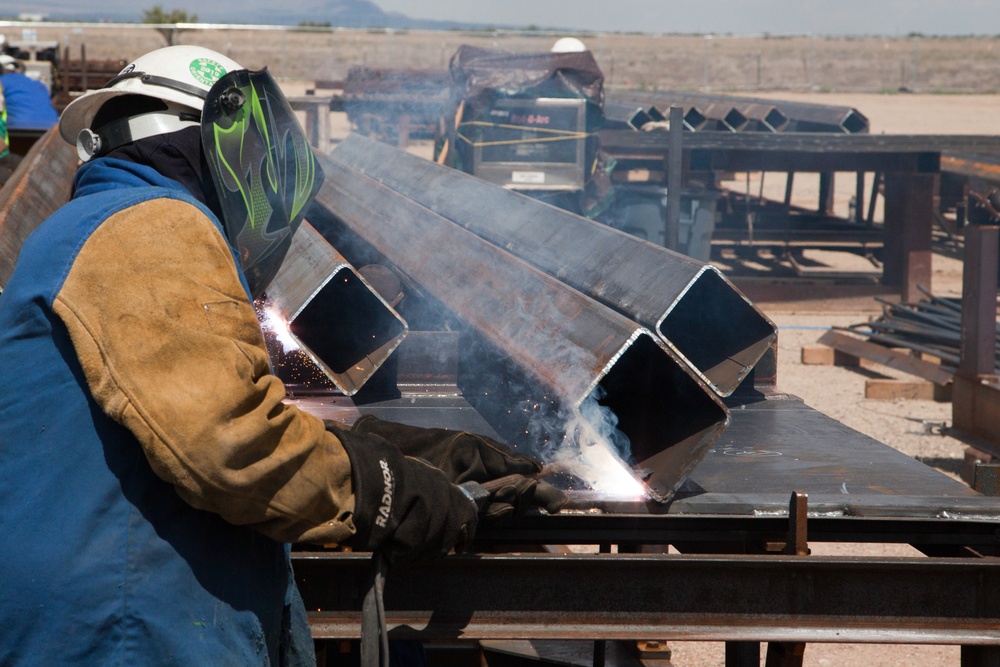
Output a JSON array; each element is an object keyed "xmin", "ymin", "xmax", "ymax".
[{"xmin": 0, "ymin": 45, "xmax": 565, "ymax": 666}]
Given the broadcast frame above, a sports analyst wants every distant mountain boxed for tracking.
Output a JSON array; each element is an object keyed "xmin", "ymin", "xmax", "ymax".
[
  {"xmin": 5, "ymin": 0, "xmax": 516, "ymax": 30},
  {"xmin": 296, "ymin": 0, "xmax": 392, "ymax": 28}
]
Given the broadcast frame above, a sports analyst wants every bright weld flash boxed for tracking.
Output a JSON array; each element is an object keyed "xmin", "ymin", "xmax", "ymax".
[
  {"xmin": 558, "ymin": 418, "xmax": 646, "ymax": 499},
  {"xmin": 261, "ymin": 307, "xmax": 301, "ymax": 354}
]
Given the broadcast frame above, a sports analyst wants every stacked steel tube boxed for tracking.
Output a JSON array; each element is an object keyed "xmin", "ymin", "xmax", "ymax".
[
  {"xmin": 845, "ymin": 287, "xmax": 999, "ymax": 374},
  {"xmin": 308, "ymin": 138, "xmax": 734, "ymax": 502},
  {"xmin": 606, "ymin": 89, "xmax": 868, "ymax": 134},
  {"xmin": 326, "ymin": 133, "xmax": 776, "ymax": 399}
]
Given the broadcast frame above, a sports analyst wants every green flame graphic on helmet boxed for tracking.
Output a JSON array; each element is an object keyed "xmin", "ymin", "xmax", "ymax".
[{"xmin": 202, "ymin": 68, "xmax": 323, "ymax": 298}]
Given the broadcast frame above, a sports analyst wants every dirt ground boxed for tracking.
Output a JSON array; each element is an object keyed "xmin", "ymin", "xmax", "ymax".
[{"xmin": 18, "ymin": 24, "xmax": 1000, "ymax": 93}]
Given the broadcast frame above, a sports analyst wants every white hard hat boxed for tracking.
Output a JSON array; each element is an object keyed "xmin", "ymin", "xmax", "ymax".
[
  {"xmin": 0, "ymin": 54, "xmax": 22, "ymax": 73},
  {"xmin": 59, "ymin": 45, "xmax": 243, "ymax": 152},
  {"xmin": 551, "ymin": 37, "xmax": 588, "ymax": 53}
]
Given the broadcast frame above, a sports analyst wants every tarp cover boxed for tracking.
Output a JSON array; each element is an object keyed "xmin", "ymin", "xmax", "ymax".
[
  {"xmin": 445, "ymin": 45, "xmax": 612, "ymax": 218},
  {"xmin": 448, "ymin": 44, "xmax": 605, "ymax": 128}
]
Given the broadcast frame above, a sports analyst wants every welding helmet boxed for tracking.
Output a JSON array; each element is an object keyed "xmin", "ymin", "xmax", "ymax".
[
  {"xmin": 59, "ymin": 45, "xmax": 324, "ymax": 298},
  {"xmin": 200, "ymin": 68, "xmax": 323, "ymax": 298}
]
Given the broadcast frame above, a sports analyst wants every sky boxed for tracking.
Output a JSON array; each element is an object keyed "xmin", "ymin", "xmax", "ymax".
[{"xmin": 373, "ymin": 0, "xmax": 1000, "ymax": 36}]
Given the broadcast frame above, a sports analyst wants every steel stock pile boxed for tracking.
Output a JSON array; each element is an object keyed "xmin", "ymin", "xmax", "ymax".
[{"xmin": 290, "ymin": 133, "xmax": 776, "ymax": 504}]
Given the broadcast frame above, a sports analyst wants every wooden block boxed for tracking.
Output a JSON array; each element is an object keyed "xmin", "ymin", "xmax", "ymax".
[
  {"xmin": 817, "ymin": 330, "xmax": 954, "ymax": 386},
  {"xmin": 918, "ymin": 351, "xmax": 944, "ymax": 366},
  {"xmin": 865, "ymin": 379, "xmax": 936, "ymax": 400},
  {"xmin": 801, "ymin": 345, "xmax": 859, "ymax": 366},
  {"xmin": 801, "ymin": 345, "xmax": 834, "ymax": 365},
  {"xmin": 934, "ymin": 382, "xmax": 953, "ymax": 402}
]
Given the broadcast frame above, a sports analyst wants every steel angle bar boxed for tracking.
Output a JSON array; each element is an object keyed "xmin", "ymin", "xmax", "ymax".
[
  {"xmin": 307, "ymin": 153, "xmax": 728, "ymax": 503},
  {"xmin": 293, "ymin": 552, "xmax": 1000, "ymax": 645},
  {"xmin": 0, "ymin": 127, "xmax": 78, "ymax": 289},
  {"xmin": 328, "ymin": 134, "xmax": 775, "ymax": 397},
  {"xmin": 261, "ymin": 222, "xmax": 407, "ymax": 396}
]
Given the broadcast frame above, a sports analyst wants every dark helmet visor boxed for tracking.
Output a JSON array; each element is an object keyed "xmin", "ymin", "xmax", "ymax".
[{"xmin": 201, "ymin": 68, "xmax": 324, "ymax": 299}]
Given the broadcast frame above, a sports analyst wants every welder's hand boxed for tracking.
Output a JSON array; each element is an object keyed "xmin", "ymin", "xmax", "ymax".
[
  {"xmin": 333, "ymin": 426, "xmax": 478, "ymax": 565},
  {"xmin": 348, "ymin": 416, "xmax": 568, "ymax": 524}
]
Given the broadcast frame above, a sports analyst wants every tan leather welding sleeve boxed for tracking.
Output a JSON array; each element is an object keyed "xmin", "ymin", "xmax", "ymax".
[{"xmin": 51, "ymin": 197, "xmax": 357, "ymax": 546}]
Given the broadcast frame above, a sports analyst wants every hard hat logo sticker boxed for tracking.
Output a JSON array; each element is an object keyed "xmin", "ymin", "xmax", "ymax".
[{"xmin": 189, "ymin": 59, "xmax": 227, "ymax": 86}]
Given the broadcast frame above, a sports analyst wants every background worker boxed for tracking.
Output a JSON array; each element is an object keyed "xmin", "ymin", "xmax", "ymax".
[
  {"xmin": 0, "ymin": 53, "xmax": 59, "ymax": 184},
  {"xmin": 0, "ymin": 53, "xmax": 59, "ymax": 130},
  {"xmin": 0, "ymin": 80, "xmax": 10, "ymax": 180},
  {"xmin": 0, "ymin": 44, "xmax": 564, "ymax": 666}
]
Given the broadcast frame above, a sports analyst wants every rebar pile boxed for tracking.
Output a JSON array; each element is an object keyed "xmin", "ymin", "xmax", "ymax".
[{"xmin": 845, "ymin": 286, "xmax": 1000, "ymax": 374}]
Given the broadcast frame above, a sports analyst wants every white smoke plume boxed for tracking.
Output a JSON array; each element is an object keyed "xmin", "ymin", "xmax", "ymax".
[{"xmin": 533, "ymin": 387, "xmax": 647, "ymax": 500}]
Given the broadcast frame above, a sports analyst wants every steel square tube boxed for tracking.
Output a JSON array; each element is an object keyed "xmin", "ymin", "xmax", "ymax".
[
  {"xmin": 328, "ymin": 134, "xmax": 774, "ymax": 396},
  {"xmin": 0, "ymin": 127, "xmax": 78, "ymax": 288},
  {"xmin": 307, "ymin": 152, "xmax": 728, "ymax": 502},
  {"xmin": 293, "ymin": 552, "xmax": 1000, "ymax": 645},
  {"xmin": 609, "ymin": 91, "xmax": 867, "ymax": 134},
  {"xmin": 262, "ymin": 221, "xmax": 407, "ymax": 395}
]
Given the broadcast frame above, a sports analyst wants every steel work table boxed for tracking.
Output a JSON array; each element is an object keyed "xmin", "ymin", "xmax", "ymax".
[{"xmin": 291, "ymin": 390, "xmax": 1000, "ymax": 665}]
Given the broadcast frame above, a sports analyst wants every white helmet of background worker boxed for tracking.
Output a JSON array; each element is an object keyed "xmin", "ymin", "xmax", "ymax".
[
  {"xmin": 59, "ymin": 44, "xmax": 324, "ymax": 298},
  {"xmin": 550, "ymin": 37, "xmax": 588, "ymax": 53},
  {"xmin": 0, "ymin": 54, "xmax": 24, "ymax": 73}
]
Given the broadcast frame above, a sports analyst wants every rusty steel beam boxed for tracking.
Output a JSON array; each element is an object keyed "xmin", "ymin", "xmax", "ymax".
[
  {"xmin": 308, "ymin": 151, "xmax": 728, "ymax": 502},
  {"xmin": 261, "ymin": 222, "xmax": 407, "ymax": 395},
  {"xmin": 597, "ymin": 130, "xmax": 1000, "ymax": 160},
  {"xmin": 327, "ymin": 134, "xmax": 775, "ymax": 397},
  {"xmin": 293, "ymin": 552, "xmax": 1000, "ymax": 645},
  {"xmin": 0, "ymin": 127, "xmax": 78, "ymax": 288},
  {"xmin": 941, "ymin": 152, "xmax": 1000, "ymax": 184}
]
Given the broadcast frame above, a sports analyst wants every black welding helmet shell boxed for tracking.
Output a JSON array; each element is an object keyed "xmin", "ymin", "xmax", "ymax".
[{"xmin": 201, "ymin": 68, "xmax": 324, "ymax": 299}]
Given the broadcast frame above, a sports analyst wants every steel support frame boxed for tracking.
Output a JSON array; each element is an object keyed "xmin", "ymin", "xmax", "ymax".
[
  {"xmin": 883, "ymin": 172, "xmax": 936, "ymax": 302},
  {"xmin": 293, "ymin": 552, "xmax": 1000, "ymax": 646},
  {"xmin": 953, "ymin": 222, "xmax": 1000, "ymax": 450},
  {"xmin": 598, "ymin": 130, "xmax": 971, "ymax": 298}
]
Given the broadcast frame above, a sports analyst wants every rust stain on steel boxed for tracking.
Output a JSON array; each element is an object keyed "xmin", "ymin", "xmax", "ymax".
[
  {"xmin": 941, "ymin": 153, "xmax": 1000, "ymax": 182},
  {"xmin": 0, "ymin": 128, "xmax": 79, "ymax": 288}
]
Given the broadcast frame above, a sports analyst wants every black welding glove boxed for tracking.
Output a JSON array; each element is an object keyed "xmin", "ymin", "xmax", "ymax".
[
  {"xmin": 334, "ymin": 426, "xmax": 478, "ymax": 566},
  {"xmin": 349, "ymin": 415, "xmax": 568, "ymax": 525}
]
